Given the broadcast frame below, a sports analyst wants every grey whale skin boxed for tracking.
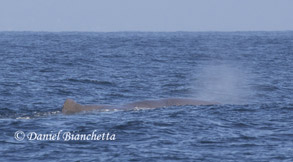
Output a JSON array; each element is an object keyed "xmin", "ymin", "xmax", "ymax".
[{"xmin": 62, "ymin": 98, "xmax": 219, "ymax": 114}]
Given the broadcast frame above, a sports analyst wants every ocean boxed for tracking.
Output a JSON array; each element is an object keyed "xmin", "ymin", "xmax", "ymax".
[{"xmin": 0, "ymin": 31, "xmax": 293, "ymax": 161}]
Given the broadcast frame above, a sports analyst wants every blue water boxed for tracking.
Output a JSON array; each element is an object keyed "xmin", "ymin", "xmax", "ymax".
[{"xmin": 1, "ymin": 31, "xmax": 293, "ymax": 161}]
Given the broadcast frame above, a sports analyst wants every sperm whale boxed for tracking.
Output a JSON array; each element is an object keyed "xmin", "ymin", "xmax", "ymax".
[{"xmin": 62, "ymin": 98, "xmax": 219, "ymax": 114}]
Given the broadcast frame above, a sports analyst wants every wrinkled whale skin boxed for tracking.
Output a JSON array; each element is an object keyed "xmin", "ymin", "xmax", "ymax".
[{"xmin": 62, "ymin": 98, "xmax": 219, "ymax": 114}]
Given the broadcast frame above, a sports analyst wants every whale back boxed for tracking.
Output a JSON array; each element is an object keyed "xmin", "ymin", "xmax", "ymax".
[
  {"xmin": 61, "ymin": 98, "xmax": 219, "ymax": 114},
  {"xmin": 122, "ymin": 98, "xmax": 219, "ymax": 109},
  {"xmin": 62, "ymin": 99, "xmax": 83, "ymax": 114}
]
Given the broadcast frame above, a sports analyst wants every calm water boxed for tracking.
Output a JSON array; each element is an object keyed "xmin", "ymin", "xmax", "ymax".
[{"xmin": 1, "ymin": 31, "xmax": 293, "ymax": 161}]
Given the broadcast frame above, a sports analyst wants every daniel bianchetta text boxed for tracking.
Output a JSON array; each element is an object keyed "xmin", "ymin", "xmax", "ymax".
[{"xmin": 14, "ymin": 130, "xmax": 116, "ymax": 141}]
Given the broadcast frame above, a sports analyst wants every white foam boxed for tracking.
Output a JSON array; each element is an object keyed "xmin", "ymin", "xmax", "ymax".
[{"xmin": 16, "ymin": 116, "xmax": 31, "ymax": 120}]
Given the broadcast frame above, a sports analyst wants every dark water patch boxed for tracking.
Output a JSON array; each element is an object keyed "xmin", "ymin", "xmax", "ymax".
[
  {"xmin": 39, "ymin": 68, "xmax": 56, "ymax": 73},
  {"xmin": 252, "ymin": 84, "xmax": 280, "ymax": 92},
  {"xmin": 231, "ymin": 122, "xmax": 251, "ymax": 128},
  {"xmin": 112, "ymin": 120, "xmax": 146, "ymax": 130}
]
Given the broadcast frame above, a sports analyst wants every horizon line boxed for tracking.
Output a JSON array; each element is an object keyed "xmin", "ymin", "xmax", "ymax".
[{"xmin": 0, "ymin": 30, "xmax": 293, "ymax": 33}]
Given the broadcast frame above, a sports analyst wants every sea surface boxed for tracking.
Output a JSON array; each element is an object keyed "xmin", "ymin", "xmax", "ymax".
[{"xmin": 0, "ymin": 31, "xmax": 293, "ymax": 161}]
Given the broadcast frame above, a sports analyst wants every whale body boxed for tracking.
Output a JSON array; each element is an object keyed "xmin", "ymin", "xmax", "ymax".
[{"xmin": 62, "ymin": 98, "xmax": 219, "ymax": 114}]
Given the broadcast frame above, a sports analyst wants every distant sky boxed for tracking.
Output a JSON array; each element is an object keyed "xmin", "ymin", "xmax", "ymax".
[{"xmin": 0, "ymin": 0, "xmax": 292, "ymax": 32}]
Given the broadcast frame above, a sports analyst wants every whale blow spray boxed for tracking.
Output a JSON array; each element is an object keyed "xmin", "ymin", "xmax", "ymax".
[{"xmin": 193, "ymin": 63, "xmax": 253, "ymax": 104}]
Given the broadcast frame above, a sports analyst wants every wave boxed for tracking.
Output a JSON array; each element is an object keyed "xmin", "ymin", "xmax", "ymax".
[
  {"xmin": 0, "ymin": 110, "xmax": 61, "ymax": 120},
  {"xmin": 67, "ymin": 78, "xmax": 115, "ymax": 86}
]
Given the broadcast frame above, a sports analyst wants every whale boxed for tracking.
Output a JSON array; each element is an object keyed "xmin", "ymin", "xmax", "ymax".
[{"xmin": 62, "ymin": 98, "xmax": 219, "ymax": 114}]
